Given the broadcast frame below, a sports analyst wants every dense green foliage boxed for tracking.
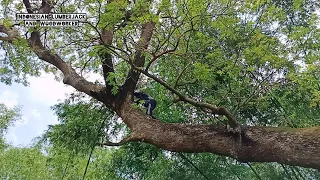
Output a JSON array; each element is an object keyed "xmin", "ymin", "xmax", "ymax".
[{"xmin": 0, "ymin": 103, "xmax": 20, "ymax": 149}]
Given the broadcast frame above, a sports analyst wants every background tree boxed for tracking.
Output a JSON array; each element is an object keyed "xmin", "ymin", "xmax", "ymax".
[
  {"xmin": 0, "ymin": 0, "xmax": 320, "ymax": 178},
  {"xmin": 0, "ymin": 103, "xmax": 20, "ymax": 149}
]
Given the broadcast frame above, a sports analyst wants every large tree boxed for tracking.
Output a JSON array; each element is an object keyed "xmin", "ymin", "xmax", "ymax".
[{"xmin": 0, "ymin": 0, "xmax": 320, "ymax": 170}]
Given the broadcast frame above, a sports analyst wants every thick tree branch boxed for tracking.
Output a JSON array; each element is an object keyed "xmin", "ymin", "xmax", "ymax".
[
  {"xmin": 38, "ymin": 0, "xmax": 55, "ymax": 13},
  {"xmin": 121, "ymin": 108, "xmax": 320, "ymax": 169},
  {"xmin": 26, "ymin": 31, "xmax": 117, "ymax": 105},
  {"xmin": 122, "ymin": 21, "xmax": 156, "ymax": 94},
  {"xmin": 100, "ymin": 29, "xmax": 115, "ymax": 88},
  {"xmin": 23, "ymin": 0, "xmax": 54, "ymax": 14},
  {"xmin": 23, "ymin": 0, "xmax": 33, "ymax": 13},
  {"xmin": 85, "ymin": 0, "xmax": 116, "ymax": 89},
  {"xmin": 22, "ymin": 0, "xmax": 117, "ymax": 106}
]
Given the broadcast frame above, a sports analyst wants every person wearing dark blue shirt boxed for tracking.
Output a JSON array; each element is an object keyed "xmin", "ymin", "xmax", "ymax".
[{"xmin": 134, "ymin": 92, "xmax": 156, "ymax": 119}]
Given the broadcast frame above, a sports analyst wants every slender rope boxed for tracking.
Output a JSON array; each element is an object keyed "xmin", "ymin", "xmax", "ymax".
[
  {"xmin": 247, "ymin": 163, "xmax": 262, "ymax": 180},
  {"xmin": 82, "ymin": 114, "xmax": 109, "ymax": 180},
  {"xmin": 178, "ymin": 152, "xmax": 210, "ymax": 180},
  {"xmin": 61, "ymin": 154, "xmax": 72, "ymax": 179}
]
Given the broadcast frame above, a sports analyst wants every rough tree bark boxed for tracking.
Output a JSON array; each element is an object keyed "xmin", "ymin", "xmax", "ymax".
[{"xmin": 0, "ymin": 0, "xmax": 319, "ymax": 170}]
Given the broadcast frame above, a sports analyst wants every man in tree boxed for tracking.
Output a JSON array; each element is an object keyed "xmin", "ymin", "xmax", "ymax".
[{"xmin": 134, "ymin": 91, "xmax": 157, "ymax": 118}]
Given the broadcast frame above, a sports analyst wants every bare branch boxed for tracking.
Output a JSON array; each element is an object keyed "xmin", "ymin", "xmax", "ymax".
[
  {"xmin": 174, "ymin": 62, "xmax": 192, "ymax": 89},
  {"xmin": 145, "ymin": 28, "xmax": 193, "ymax": 71},
  {"xmin": 145, "ymin": 42, "xmax": 179, "ymax": 71}
]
